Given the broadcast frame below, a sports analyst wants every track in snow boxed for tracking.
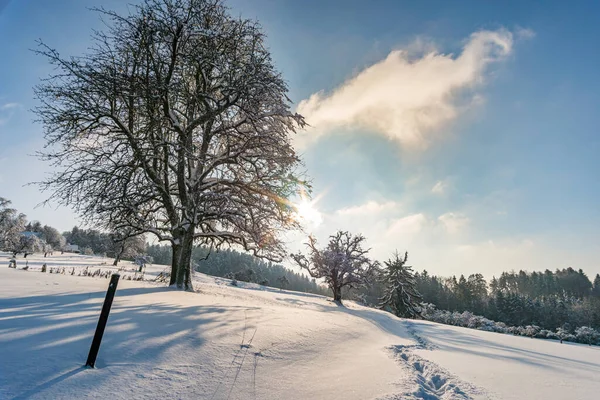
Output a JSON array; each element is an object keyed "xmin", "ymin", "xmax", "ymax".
[{"xmin": 382, "ymin": 322, "xmax": 486, "ymax": 400}]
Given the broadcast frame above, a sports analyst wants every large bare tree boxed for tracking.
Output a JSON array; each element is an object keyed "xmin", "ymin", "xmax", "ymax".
[
  {"xmin": 34, "ymin": 0, "xmax": 307, "ymax": 289},
  {"xmin": 291, "ymin": 231, "xmax": 378, "ymax": 303}
]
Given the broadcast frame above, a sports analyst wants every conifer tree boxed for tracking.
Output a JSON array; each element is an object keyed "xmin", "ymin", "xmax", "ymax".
[
  {"xmin": 277, "ymin": 275, "xmax": 290, "ymax": 290},
  {"xmin": 592, "ymin": 274, "xmax": 600, "ymax": 297},
  {"xmin": 379, "ymin": 251, "xmax": 422, "ymax": 318}
]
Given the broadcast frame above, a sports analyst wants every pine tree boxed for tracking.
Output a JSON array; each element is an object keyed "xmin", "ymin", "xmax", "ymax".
[
  {"xmin": 277, "ymin": 275, "xmax": 290, "ymax": 290},
  {"xmin": 592, "ymin": 274, "xmax": 600, "ymax": 297},
  {"xmin": 379, "ymin": 252, "xmax": 422, "ymax": 318}
]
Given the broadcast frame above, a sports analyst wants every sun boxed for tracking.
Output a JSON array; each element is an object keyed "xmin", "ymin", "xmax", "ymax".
[{"xmin": 293, "ymin": 196, "xmax": 323, "ymax": 227}]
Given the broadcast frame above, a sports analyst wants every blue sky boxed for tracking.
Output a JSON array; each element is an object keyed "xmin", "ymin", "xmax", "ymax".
[{"xmin": 1, "ymin": 0, "xmax": 599, "ymax": 278}]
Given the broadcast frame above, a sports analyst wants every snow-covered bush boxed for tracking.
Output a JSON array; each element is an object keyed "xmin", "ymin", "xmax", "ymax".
[
  {"xmin": 536, "ymin": 329, "xmax": 552, "ymax": 339},
  {"xmin": 505, "ymin": 326, "xmax": 518, "ymax": 335},
  {"xmin": 419, "ymin": 303, "xmax": 437, "ymax": 319},
  {"xmin": 476, "ymin": 318, "xmax": 498, "ymax": 332},
  {"xmin": 575, "ymin": 326, "xmax": 600, "ymax": 345},
  {"xmin": 493, "ymin": 322, "xmax": 508, "ymax": 334},
  {"xmin": 522, "ymin": 325, "xmax": 541, "ymax": 338},
  {"xmin": 565, "ymin": 334, "xmax": 577, "ymax": 342},
  {"xmin": 460, "ymin": 311, "xmax": 475, "ymax": 327},
  {"xmin": 556, "ymin": 327, "xmax": 569, "ymax": 341},
  {"xmin": 420, "ymin": 306, "xmax": 599, "ymax": 346}
]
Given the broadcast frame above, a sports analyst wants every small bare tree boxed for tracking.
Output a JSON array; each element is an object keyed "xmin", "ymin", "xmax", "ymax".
[
  {"xmin": 34, "ymin": 0, "xmax": 307, "ymax": 290},
  {"xmin": 291, "ymin": 231, "xmax": 377, "ymax": 303}
]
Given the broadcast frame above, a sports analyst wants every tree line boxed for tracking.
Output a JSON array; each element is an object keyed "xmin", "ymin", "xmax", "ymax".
[
  {"xmin": 63, "ymin": 226, "xmax": 146, "ymax": 265},
  {"xmin": 411, "ymin": 268, "xmax": 600, "ymax": 331}
]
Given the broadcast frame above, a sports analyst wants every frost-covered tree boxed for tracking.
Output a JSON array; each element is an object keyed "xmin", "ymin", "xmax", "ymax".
[
  {"xmin": 0, "ymin": 198, "xmax": 27, "ymax": 252},
  {"xmin": 34, "ymin": 0, "xmax": 307, "ymax": 290},
  {"xmin": 42, "ymin": 241, "xmax": 53, "ymax": 257},
  {"xmin": 111, "ymin": 231, "xmax": 147, "ymax": 266},
  {"xmin": 379, "ymin": 252, "xmax": 422, "ymax": 318},
  {"xmin": 291, "ymin": 231, "xmax": 377, "ymax": 303},
  {"xmin": 41, "ymin": 225, "xmax": 66, "ymax": 251},
  {"xmin": 10, "ymin": 235, "xmax": 44, "ymax": 257}
]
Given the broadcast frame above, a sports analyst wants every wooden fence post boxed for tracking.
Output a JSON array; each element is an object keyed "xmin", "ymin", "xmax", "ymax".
[{"xmin": 85, "ymin": 274, "xmax": 120, "ymax": 368}]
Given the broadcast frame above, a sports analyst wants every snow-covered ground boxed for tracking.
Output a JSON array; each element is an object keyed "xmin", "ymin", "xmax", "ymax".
[{"xmin": 1, "ymin": 253, "xmax": 599, "ymax": 399}]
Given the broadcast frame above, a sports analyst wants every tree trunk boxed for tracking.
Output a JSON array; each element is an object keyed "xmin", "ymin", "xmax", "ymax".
[
  {"xmin": 170, "ymin": 241, "xmax": 182, "ymax": 286},
  {"xmin": 332, "ymin": 285, "xmax": 342, "ymax": 303},
  {"xmin": 176, "ymin": 226, "xmax": 195, "ymax": 290},
  {"xmin": 113, "ymin": 242, "xmax": 125, "ymax": 266}
]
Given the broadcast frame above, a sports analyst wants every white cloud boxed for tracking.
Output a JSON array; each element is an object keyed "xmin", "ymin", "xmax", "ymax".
[
  {"xmin": 387, "ymin": 213, "xmax": 428, "ymax": 236},
  {"xmin": 335, "ymin": 200, "xmax": 399, "ymax": 216},
  {"xmin": 452, "ymin": 237, "xmax": 541, "ymax": 277},
  {"xmin": 0, "ymin": 102, "xmax": 20, "ymax": 125},
  {"xmin": 1, "ymin": 102, "xmax": 19, "ymax": 110},
  {"xmin": 515, "ymin": 27, "xmax": 536, "ymax": 40},
  {"xmin": 296, "ymin": 29, "xmax": 515, "ymax": 148},
  {"xmin": 431, "ymin": 180, "xmax": 449, "ymax": 195},
  {"xmin": 438, "ymin": 212, "xmax": 469, "ymax": 234}
]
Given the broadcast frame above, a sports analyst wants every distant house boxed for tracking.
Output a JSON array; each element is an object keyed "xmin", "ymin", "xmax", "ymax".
[{"xmin": 64, "ymin": 243, "xmax": 80, "ymax": 253}]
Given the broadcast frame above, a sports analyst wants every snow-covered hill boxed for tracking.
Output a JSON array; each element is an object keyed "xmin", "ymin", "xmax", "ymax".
[{"xmin": 1, "ymin": 253, "xmax": 599, "ymax": 399}]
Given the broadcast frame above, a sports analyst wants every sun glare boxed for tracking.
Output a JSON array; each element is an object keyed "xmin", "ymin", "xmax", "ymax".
[{"xmin": 293, "ymin": 197, "xmax": 323, "ymax": 227}]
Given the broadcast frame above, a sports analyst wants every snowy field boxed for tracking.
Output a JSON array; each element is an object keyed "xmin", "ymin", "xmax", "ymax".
[{"xmin": 1, "ymin": 253, "xmax": 599, "ymax": 399}]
